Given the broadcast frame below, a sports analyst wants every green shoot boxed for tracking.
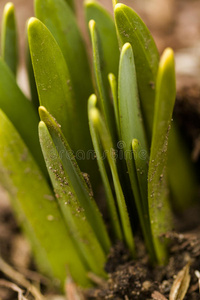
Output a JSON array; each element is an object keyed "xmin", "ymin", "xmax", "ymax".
[
  {"xmin": 1, "ymin": 2, "xmax": 18, "ymax": 76},
  {"xmin": 148, "ymin": 48, "xmax": 176, "ymax": 264},
  {"xmin": 39, "ymin": 120, "xmax": 107, "ymax": 277},
  {"xmin": 0, "ymin": 109, "xmax": 89, "ymax": 287},
  {"xmin": 89, "ymin": 98, "xmax": 135, "ymax": 255}
]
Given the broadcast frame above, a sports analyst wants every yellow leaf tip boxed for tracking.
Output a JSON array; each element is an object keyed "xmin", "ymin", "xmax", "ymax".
[
  {"xmin": 132, "ymin": 139, "xmax": 139, "ymax": 150},
  {"xmin": 89, "ymin": 108, "xmax": 99, "ymax": 123},
  {"xmin": 88, "ymin": 94, "xmax": 97, "ymax": 110},
  {"xmin": 4, "ymin": 2, "xmax": 15, "ymax": 14},
  {"xmin": 27, "ymin": 17, "xmax": 39, "ymax": 29},
  {"xmin": 122, "ymin": 42, "xmax": 132, "ymax": 51},
  {"xmin": 160, "ymin": 47, "xmax": 174, "ymax": 69},
  {"xmin": 84, "ymin": 0, "xmax": 95, "ymax": 6},
  {"xmin": 38, "ymin": 106, "xmax": 48, "ymax": 121},
  {"xmin": 89, "ymin": 19, "xmax": 96, "ymax": 30},
  {"xmin": 39, "ymin": 106, "xmax": 47, "ymax": 113},
  {"xmin": 114, "ymin": 3, "xmax": 125, "ymax": 13},
  {"xmin": 39, "ymin": 120, "xmax": 45, "ymax": 128}
]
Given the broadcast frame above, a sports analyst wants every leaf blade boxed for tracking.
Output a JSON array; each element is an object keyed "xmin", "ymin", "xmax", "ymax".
[
  {"xmin": 89, "ymin": 105, "xmax": 135, "ymax": 255},
  {"xmin": 39, "ymin": 121, "xmax": 107, "ymax": 277},
  {"xmin": 118, "ymin": 43, "xmax": 154, "ymax": 259},
  {"xmin": 148, "ymin": 48, "xmax": 176, "ymax": 264},
  {"xmin": 85, "ymin": 0, "xmax": 119, "ymax": 79},
  {"xmin": 88, "ymin": 94, "xmax": 123, "ymax": 241},
  {"xmin": 39, "ymin": 106, "xmax": 111, "ymax": 254},
  {"xmin": 89, "ymin": 19, "xmax": 116, "ymax": 143},
  {"xmin": 114, "ymin": 3, "xmax": 159, "ymax": 139},
  {"xmin": 35, "ymin": 0, "xmax": 93, "ymax": 122},
  {"xmin": 1, "ymin": 3, "xmax": 18, "ymax": 76},
  {"xmin": 0, "ymin": 109, "xmax": 89, "ymax": 287},
  {"xmin": 0, "ymin": 58, "xmax": 45, "ymax": 174}
]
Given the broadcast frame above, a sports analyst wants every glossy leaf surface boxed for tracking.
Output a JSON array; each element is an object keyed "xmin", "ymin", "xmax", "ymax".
[
  {"xmin": 148, "ymin": 48, "xmax": 175, "ymax": 264},
  {"xmin": 85, "ymin": 0, "xmax": 119, "ymax": 79},
  {"xmin": 35, "ymin": 0, "xmax": 92, "ymax": 123},
  {"xmin": 28, "ymin": 18, "xmax": 75, "ymax": 148},
  {"xmin": 114, "ymin": 3, "xmax": 197, "ymax": 211},
  {"xmin": 88, "ymin": 94, "xmax": 122, "ymax": 241},
  {"xmin": 39, "ymin": 121, "xmax": 107, "ymax": 277},
  {"xmin": 118, "ymin": 43, "xmax": 155, "ymax": 259},
  {"xmin": 89, "ymin": 105, "xmax": 135, "ymax": 255},
  {"xmin": 39, "ymin": 106, "xmax": 111, "ymax": 254},
  {"xmin": 89, "ymin": 20, "xmax": 116, "ymax": 143},
  {"xmin": 115, "ymin": 4, "xmax": 159, "ymax": 139},
  {"xmin": 0, "ymin": 58, "xmax": 45, "ymax": 174},
  {"xmin": 0, "ymin": 109, "xmax": 89, "ymax": 287},
  {"xmin": 28, "ymin": 17, "xmax": 96, "ymax": 179},
  {"xmin": 108, "ymin": 73, "xmax": 120, "ymax": 138}
]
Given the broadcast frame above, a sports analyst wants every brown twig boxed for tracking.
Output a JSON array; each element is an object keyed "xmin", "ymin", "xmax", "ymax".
[
  {"xmin": 0, "ymin": 256, "xmax": 46, "ymax": 300},
  {"xmin": 0, "ymin": 279, "xmax": 28, "ymax": 300}
]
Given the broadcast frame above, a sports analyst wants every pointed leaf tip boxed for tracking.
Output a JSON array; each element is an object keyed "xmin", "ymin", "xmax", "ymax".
[
  {"xmin": 121, "ymin": 42, "xmax": 132, "ymax": 54},
  {"xmin": 132, "ymin": 138, "xmax": 139, "ymax": 149},
  {"xmin": 88, "ymin": 94, "xmax": 97, "ymax": 109},
  {"xmin": 4, "ymin": 2, "xmax": 14, "ymax": 14},
  {"xmin": 38, "ymin": 105, "xmax": 47, "ymax": 115},
  {"xmin": 89, "ymin": 107, "xmax": 99, "ymax": 123},
  {"xmin": 89, "ymin": 19, "xmax": 96, "ymax": 29},
  {"xmin": 38, "ymin": 120, "xmax": 45, "ymax": 129},
  {"xmin": 114, "ymin": 3, "xmax": 124, "ymax": 12},
  {"xmin": 84, "ymin": 0, "xmax": 95, "ymax": 6},
  {"xmin": 27, "ymin": 17, "xmax": 38, "ymax": 29},
  {"xmin": 160, "ymin": 47, "xmax": 174, "ymax": 69},
  {"xmin": 38, "ymin": 106, "xmax": 48, "ymax": 122}
]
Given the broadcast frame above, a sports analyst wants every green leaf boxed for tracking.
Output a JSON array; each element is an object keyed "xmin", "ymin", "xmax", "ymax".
[
  {"xmin": 1, "ymin": 2, "xmax": 18, "ymax": 76},
  {"xmin": 89, "ymin": 104, "xmax": 135, "ymax": 256},
  {"xmin": 108, "ymin": 73, "xmax": 120, "ymax": 138},
  {"xmin": 25, "ymin": 27, "xmax": 40, "ymax": 109},
  {"xmin": 64, "ymin": 0, "xmax": 75, "ymax": 12},
  {"xmin": 112, "ymin": 0, "xmax": 118, "ymax": 10},
  {"xmin": 89, "ymin": 19, "xmax": 116, "ymax": 143},
  {"xmin": 114, "ymin": 3, "xmax": 159, "ymax": 140},
  {"xmin": 84, "ymin": 0, "xmax": 119, "ymax": 79},
  {"xmin": 148, "ymin": 48, "xmax": 175, "ymax": 264},
  {"xmin": 28, "ymin": 17, "xmax": 94, "ymax": 178},
  {"xmin": 35, "ymin": 0, "xmax": 93, "ymax": 121},
  {"xmin": 0, "ymin": 58, "xmax": 46, "ymax": 175},
  {"xmin": 88, "ymin": 94, "xmax": 123, "ymax": 241},
  {"xmin": 118, "ymin": 43, "xmax": 155, "ymax": 259},
  {"xmin": 0, "ymin": 109, "xmax": 89, "ymax": 287},
  {"xmin": 114, "ymin": 3, "xmax": 198, "ymax": 214},
  {"xmin": 39, "ymin": 121, "xmax": 107, "ymax": 277},
  {"xmin": 132, "ymin": 138, "xmax": 152, "ymax": 243},
  {"xmin": 39, "ymin": 106, "xmax": 111, "ymax": 254},
  {"xmin": 28, "ymin": 17, "xmax": 75, "ymax": 149}
]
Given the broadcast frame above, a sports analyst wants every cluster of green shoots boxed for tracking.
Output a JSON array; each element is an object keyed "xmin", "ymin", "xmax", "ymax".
[{"xmin": 0, "ymin": 0, "xmax": 198, "ymax": 290}]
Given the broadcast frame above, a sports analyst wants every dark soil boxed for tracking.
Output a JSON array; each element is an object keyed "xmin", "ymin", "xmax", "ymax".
[{"xmin": 85, "ymin": 220, "xmax": 200, "ymax": 300}]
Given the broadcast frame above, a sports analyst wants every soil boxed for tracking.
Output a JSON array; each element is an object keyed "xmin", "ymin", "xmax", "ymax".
[
  {"xmin": 0, "ymin": 0, "xmax": 200, "ymax": 299},
  {"xmin": 85, "ymin": 209, "xmax": 200, "ymax": 300}
]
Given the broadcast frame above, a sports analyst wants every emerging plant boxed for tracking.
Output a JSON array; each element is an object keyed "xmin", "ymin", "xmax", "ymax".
[{"xmin": 0, "ymin": 0, "xmax": 198, "ymax": 290}]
